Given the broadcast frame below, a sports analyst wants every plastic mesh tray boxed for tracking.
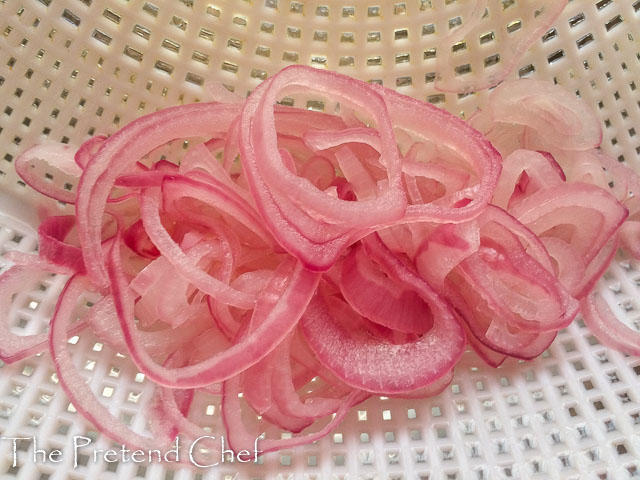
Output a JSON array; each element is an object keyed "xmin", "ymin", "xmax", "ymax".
[{"xmin": 0, "ymin": 0, "xmax": 640, "ymax": 479}]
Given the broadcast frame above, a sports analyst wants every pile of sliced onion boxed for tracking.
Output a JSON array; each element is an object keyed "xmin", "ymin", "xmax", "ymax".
[{"xmin": 2, "ymin": 64, "xmax": 639, "ymax": 460}]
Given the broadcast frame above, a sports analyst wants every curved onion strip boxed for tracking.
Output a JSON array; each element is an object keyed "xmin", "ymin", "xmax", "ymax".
[
  {"xmin": 416, "ymin": 222, "xmax": 481, "ymax": 288},
  {"xmin": 299, "ymin": 155, "xmax": 336, "ymax": 191},
  {"xmin": 49, "ymin": 276, "xmax": 162, "ymax": 451},
  {"xmin": 620, "ymin": 222, "xmax": 640, "ymax": 260},
  {"xmin": 38, "ymin": 216, "xmax": 85, "ymax": 274},
  {"xmin": 139, "ymin": 187, "xmax": 254, "ymax": 309},
  {"xmin": 75, "ymin": 135, "xmax": 107, "ymax": 170},
  {"xmin": 581, "ymin": 293, "xmax": 640, "ymax": 356},
  {"xmin": 302, "ymin": 234, "xmax": 465, "ymax": 394},
  {"xmin": 302, "ymin": 127, "xmax": 380, "ymax": 153},
  {"xmin": 150, "ymin": 369, "xmax": 222, "ymax": 464},
  {"xmin": 511, "ymin": 183, "xmax": 628, "ymax": 263},
  {"xmin": 388, "ymin": 368, "xmax": 454, "ymax": 399},
  {"xmin": 539, "ymin": 237, "xmax": 586, "ymax": 296},
  {"xmin": 162, "ymin": 176, "xmax": 272, "ymax": 244},
  {"xmin": 4, "ymin": 251, "xmax": 77, "ymax": 276},
  {"xmin": 574, "ymin": 237, "xmax": 619, "ymax": 300},
  {"xmin": 243, "ymin": 358, "xmax": 314, "ymax": 433},
  {"xmin": 478, "ymin": 79, "xmax": 602, "ymax": 151},
  {"xmin": 459, "ymin": 247, "xmax": 577, "ymax": 332},
  {"xmin": 339, "ymin": 244, "xmax": 434, "ymax": 334},
  {"xmin": 270, "ymin": 336, "xmax": 346, "ymax": 420},
  {"xmin": 15, "ymin": 143, "xmax": 81, "ymax": 204},
  {"xmin": 492, "ymin": 149, "xmax": 565, "ymax": 209},
  {"xmin": 371, "ymin": 84, "xmax": 502, "ymax": 223},
  {"xmin": 451, "ymin": 274, "xmax": 558, "ymax": 360},
  {"xmin": 464, "ymin": 323, "xmax": 507, "ymax": 368},
  {"xmin": 86, "ymin": 295, "xmax": 210, "ymax": 357},
  {"xmin": 300, "ymin": 293, "xmax": 462, "ymax": 394}
]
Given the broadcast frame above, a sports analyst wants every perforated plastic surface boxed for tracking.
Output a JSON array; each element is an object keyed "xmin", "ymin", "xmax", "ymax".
[{"xmin": 0, "ymin": 0, "xmax": 640, "ymax": 479}]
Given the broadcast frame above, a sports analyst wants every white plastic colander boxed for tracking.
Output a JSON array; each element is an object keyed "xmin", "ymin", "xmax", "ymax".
[{"xmin": 1, "ymin": 0, "xmax": 640, "ymax": 479}]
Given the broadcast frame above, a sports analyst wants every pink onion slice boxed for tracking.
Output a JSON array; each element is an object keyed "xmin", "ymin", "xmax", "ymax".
[
  {"xmin": 464, "ymin": 322, "xmax": 507, "ymax": 368},
  {"xmin": 492, "ymin": 149, "xmax": 565, "ymax": 210},
  {"xmin": 300, "ymin": 292, "xmax": 462, "ymax": 394},
  {"xmin": 239, "ymin": 65, "xmax": 406, "ymax": 271},
  {"xmin": 417, "ymin": 206, "xmax": 578, "ymax": 337},
  {"xmin": 302, "ymin": 234, "xmax": 464, "ymax": 394},
  {"xmin": 3, "ymin": 251, "xmax": 77, "ymax": 276},
  {"xmin": 299, "ymin": 155, "xmax": 336, "ymax": 191},
  {"xmin": 76, "ymin": 102, "xmax": 242, "ymax": 288},
  {"xmin": 271, "ymin": 354, "xmax": 346, "ymax": 420},
  {"xmin": 161, "ymin": 176, "xmax": 272, "ymax": 245},
  {"xmin": 416, "ymin": 222, "xmax": 481, "ymax": 288},
  {"xmin": 388, "ymin": 368, "xmax": 455, "ymax": 399},
  {"xmin": 574, "ymin": 238, "xmax": 619, "ymax": 300},
  {"xmin": 449, "ymin": 274, "xmax": 557, "ymax": 360},
  {"xmin": 620, "ymin": 222, "xmax": 640, "ymax": 260},
  {"xmin": 222, "ymin": 372, "xmax": 367, "ymax": 454},
  {"xmin": 37, "ymin": 216, "xmax": 85, "ymax": 274},
  {"xmin": 510, "ymin": 183, "xmax": 628, "ymax": 264},
  {"xmin": 242, "ymin": 356, "xmax": 315, "ymax": 433},
  {"xmin": 539, "ymin": 237, "xmax": 586, "ymax": 297},
  {"xmin": 149, "ymin": 352, "xmax": 223, "ymax": 466},
  {"xmin": 581, "ymin": 292, "xmax": 640, "ymax": 356},
  {"xmin": 473, "ymin": 79, "xmax": 602, "ymax": 151},
  {"xmin": 15, "ymin": 143, "xmax": 81, "ymax": 204},
  {"xmin": 85, "ymin": 295, "xmax": 210, "ymax": 357},
  {"xmin": 139, "ymin": 187, "xmax": 254, "ymax": 309},
  {"xmin": 371, "ymin": 84, "xmax": 502, "ymax": 223},
  {"xmin": 75, "ymin": 135, "xmax": 107, "ymax": 170},
  {"xmin": 339, "ymin": 244, "xmax": 434, "ymax": 334}
]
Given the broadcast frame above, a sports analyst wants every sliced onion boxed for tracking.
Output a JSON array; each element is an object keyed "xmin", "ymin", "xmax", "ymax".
[
  {"xmin": 38, "ymin": 216, "xmax": 86, "ymax": 274},
  {"xmin": 49, "ymin": 276, "xmax": 162, "ymax": 451},
  {"xmin": 4, "ymin": 57, "xmax": 636, "ymax": 459},
  {"xmin": 472, "ymin": 79, "xmax": 602, "ymax": 151},
  {"xmin": 107, "ymin": 230, "xmax": 320, "ymax": 388},
  {"xmin": 15, "ymin": 143, "xmax": 81, "ymax": 204},
  {"xmin": 239, "ymin": 66, "xmax": 406, "ymax": 271},
  {"xmin": 372, "ymin": 84, "xmax": 502, "ymax": 223},
  {"xmin": 510, "ymin": 183, "xmax": 628, "ymax": 264},
  {"xmin": 581, "ymin": 292, "xmax": 640, "ymax": 356},
  {"xmin": 76, "ymin": 102, "xmax": 242, "ymax": 288},
  {"xmin": 339, "ymin": 244, "xmax": 434, "ymax": 334}
]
